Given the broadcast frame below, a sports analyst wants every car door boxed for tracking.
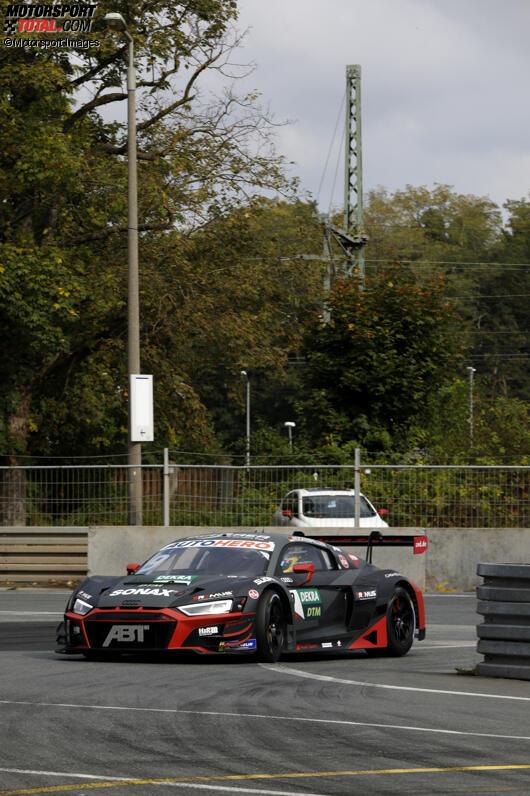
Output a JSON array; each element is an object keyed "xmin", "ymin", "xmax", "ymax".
[{"xmin": 275, "ymin": 542, "xmax": 349, "ymax": 643}]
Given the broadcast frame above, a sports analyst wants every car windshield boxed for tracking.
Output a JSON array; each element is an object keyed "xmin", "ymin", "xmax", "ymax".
[
  {"xmin": 302, "ymin": 495, "xmax": 375, "ymax": 519},
  {"xmin": 136, "ymin": 540, "xmax": 271, "ymax": 578}
]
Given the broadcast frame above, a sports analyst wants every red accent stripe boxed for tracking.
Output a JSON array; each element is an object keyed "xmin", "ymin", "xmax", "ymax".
[
  {"xmin": 409, "ymin": 580, "xmax": 426, "ymax": 630},
  {"xmin": 348, "ymin": 616, "xmax": 388, "ymax": 649}
]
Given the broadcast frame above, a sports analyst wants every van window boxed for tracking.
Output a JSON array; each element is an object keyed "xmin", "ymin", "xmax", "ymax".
[{"xmin": 302, "ymin": 495, "xmax": 376, "ymax": 519}]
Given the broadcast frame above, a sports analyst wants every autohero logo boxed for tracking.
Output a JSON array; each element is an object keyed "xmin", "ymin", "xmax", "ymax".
[
  {"xmin": 3, "ymin": 3, "xmax": 100, "ymax": 48},
  {"xmin": 102, "ymin": 624, "xmax": 149, "ymax": 646}
]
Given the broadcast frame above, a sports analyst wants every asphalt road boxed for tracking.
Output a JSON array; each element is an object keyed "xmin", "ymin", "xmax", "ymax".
[{"xmin": 0, "ymin": 590, "xmax": 529, "ymax": 796}]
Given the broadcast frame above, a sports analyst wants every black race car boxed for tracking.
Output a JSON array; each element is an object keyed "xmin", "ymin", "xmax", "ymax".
[{"xmin": 56, "ymin": 531, "xmax": 426, "ymax": 662}]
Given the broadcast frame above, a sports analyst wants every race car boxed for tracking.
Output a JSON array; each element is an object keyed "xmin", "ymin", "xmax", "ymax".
[{"xmin": 56, "ymin": 530, "xmax": 427, "ymax": 662}]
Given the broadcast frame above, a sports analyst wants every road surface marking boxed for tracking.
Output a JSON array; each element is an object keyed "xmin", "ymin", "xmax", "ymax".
[
  {"xmin": 1, "ymin": 764, "xmax": 530, "ymax": 795},
  {"xmin": 0, "ymin": 700, "xmax": 529, "ymax": 742},
  {"xmin": 264, "ymin": 663, "xmax": 530, "ymax": 702}
]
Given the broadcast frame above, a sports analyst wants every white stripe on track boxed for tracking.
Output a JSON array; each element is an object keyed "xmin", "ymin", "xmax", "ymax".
[
  {"xmin": 0, "ymin": 611, "xmax": 62, "ymax": 616},
  {"xmin": 0, "ymin": 700, "xmax": 529, "ymax": 742},
  {"xmin": 157, "ymin": 784, "xmax": 327, "ymax": 794},
  {"xmin": 0, "ymin": 767, "xmax": 124, "ymax": 780},
  {"xmin": 263, "ymin": 663, "xmax": 530, "ymax": 702}
]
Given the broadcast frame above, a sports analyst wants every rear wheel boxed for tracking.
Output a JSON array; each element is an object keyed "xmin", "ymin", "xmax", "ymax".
[
  {"xmin": 386, "ymin": 587, "xmax": 415, "ymax": 656},
  {"xmin": 256, "ymin": 591, "xmax": 286, "ymax": 663}
]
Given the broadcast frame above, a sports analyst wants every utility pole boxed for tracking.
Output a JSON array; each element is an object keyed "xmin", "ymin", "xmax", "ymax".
[
  {"xmin": 467, "ymin": 366, "xmax": 477, "ymax": 442},
  {"xmin": 324, "ymin": 64, "xmax": 368, "ymax": 287},
  {"xmin": 342, "ymin": 64, "xmax": 368, "ymax": 282}
]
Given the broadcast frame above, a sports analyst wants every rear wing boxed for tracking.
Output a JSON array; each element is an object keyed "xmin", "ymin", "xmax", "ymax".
[{"xmin": 307, "ymin": 531, "xmax": 428, "ymax": 564}]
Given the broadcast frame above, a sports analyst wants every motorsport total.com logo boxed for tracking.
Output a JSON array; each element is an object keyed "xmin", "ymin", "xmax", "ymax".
[{"xmin": 3, "ymin": 3, "xmax": 101, "ymax": 49}]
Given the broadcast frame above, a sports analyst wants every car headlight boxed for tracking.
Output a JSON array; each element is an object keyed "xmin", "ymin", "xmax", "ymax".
[
  {"xmin": 178, "ymin": 599, "xmax": 233, "ymax": 617},
  {"xmin": 72, "ymin": 597, "xmax": 94, "ymax": 616}
]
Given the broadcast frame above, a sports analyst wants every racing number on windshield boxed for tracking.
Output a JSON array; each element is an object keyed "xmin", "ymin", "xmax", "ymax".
[{"xmin": 282, "ymin": 556, "xmax": 299, "ymax": 573}]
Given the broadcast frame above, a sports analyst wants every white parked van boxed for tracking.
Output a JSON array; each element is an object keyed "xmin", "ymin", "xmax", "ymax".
[{"xmin": 272, "ymin": 487, "xmax": 389, "ymax": 528}]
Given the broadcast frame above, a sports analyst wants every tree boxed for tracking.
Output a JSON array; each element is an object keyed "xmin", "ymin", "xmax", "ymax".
[
  {"xmin": 159, "ymin": 198, "xmax": 324, "ymax": 451},
  {"xmin": 364, "ymin": 184, "xmax": 502, "ymax": 272},
  {"xmin": 472, "ymin": 198, "xmax": 530, "ymax": 400},
  {"xmin": 298, "ymin": 263, "xmax": 464, "ymax": 451},
  {"xmin": 0, "ymin": 0, "xmax": 300, "ymax": 460}
]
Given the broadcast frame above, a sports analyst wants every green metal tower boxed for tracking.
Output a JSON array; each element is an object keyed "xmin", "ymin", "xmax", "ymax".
[
  {"xmin": 326, "ymin": 64, "xmax": 368, "ymax": 285},
  {"xmin": 343, "ymin": 64, "xmax": 368, "ymax": 280}
]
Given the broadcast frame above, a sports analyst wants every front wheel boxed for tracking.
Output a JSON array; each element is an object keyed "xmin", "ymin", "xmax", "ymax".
[
  {"xmin": 385, "ymin": 587, "xmax": 415, "ymax": 657},
  {"xmin": 256, "ymin": 591, "xmax": 286, "ymax": 663}
]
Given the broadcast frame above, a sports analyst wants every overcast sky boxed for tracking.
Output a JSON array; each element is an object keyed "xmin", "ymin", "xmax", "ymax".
[{"xmin": 232, "ymin": 0, "xmax": 529, "ymax": 214}]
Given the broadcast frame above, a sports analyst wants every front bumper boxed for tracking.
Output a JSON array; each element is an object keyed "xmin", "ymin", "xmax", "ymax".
[{"xmin": 56, "ymin": 607, "xmax": 256, "ymax": 655}]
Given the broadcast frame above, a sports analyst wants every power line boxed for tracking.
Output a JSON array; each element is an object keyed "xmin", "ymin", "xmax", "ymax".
[
  {"xmin": 445, "ymin": 294, "xmax": 530, "ymax": 300},
  {"xmin": 442, "ymin": 330, "xmax": 529, "ymax": 335},
  {"xmin": 365, "ymin": 259, "xmax": 530, "ymax": 267},
  {"xmin": 316, "ymin": 90, "xmax": 346, "ymax": 206}
]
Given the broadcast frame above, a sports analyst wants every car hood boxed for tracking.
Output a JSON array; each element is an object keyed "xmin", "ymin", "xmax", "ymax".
[{"xmin": 94, "ymin": 574, "xmax": 252, "ymax": 610}]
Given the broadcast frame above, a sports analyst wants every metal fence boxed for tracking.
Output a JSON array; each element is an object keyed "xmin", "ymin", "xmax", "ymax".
[{"xmin": 0, "ymin": 454, "xmax": 529, "ymax": 528}]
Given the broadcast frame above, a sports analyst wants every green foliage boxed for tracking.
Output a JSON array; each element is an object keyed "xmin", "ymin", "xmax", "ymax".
[
  {"xmin": 298, "ymin": 263, "xmax": 464, "ymax": 449},
  {"xmin": 0, "ymin": 7, "xmax": 528, "ymax": 470},
  {"xmin": 0, "ymin": 1, "xmax": 306, "ymax": 459}
]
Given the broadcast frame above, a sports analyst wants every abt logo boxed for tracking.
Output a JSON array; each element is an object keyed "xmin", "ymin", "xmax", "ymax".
[{"xmin": 102, "ymin": 624, "xmax": 149, "ymax": 647}]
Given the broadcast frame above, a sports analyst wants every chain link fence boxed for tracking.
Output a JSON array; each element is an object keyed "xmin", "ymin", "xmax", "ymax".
[{"xmin": 0, "ymin": 455, "xmax": 528, "ymax": 528}]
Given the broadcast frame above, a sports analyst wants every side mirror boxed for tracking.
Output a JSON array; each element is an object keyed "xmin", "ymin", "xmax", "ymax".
[
  {"xmin": 126, "ymin": 563, "xmax": 140, "ymax": 575},
  {"xmin": 282, "ymin": 509, "xmax": 293, "ymax": 519},
  {"xmin": 377, "ymin": 508, "xmax": 388, "ymax": 517},
  {"xmin": 293, "ymin": 563, "xmax": 315, "ymax": 586}
]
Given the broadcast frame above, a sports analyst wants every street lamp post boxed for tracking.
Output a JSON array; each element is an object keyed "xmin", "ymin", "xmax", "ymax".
[
  {"xmin": 284, "ymin": 421, "xmax": 295, "ymax": 453},
  {"xmin": 240, "ymin": 371, "xmax": 250, "ymax": 467},
  {"xmin": 467, "ymin": 366, "xmax": 477, "ymax": 442},
  {"xmin": 104, "ymin": 12, "xmax": 142, "ymax": 524}
]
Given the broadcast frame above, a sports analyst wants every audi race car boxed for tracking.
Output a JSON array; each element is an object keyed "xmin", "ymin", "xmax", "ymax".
[{"xmin": 56, "ymin": 531, "xmax": 427, "ymax": 662}]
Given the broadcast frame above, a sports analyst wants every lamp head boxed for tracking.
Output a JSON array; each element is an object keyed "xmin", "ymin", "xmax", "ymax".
[{"xmin": 104, "ymin": 12, "xmax": 128, "ymax": 31}]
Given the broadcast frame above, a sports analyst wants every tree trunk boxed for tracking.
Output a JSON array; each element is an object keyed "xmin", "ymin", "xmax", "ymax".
[
  {"xmin": 0, "ymin": 468, "xmax": 26, "ymax": 526},
  {"xmin": 0, "ymin": 390, "xmax": 32, "ymax": 526}
]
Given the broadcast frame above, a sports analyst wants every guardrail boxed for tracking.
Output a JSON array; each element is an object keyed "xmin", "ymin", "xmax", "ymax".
[
  {"xmin": 0, "ymin": 527, "xmax": 88, "ymax": 584},
  {"xmin": 476, "ymin": 562, "xmax": 530, "ymax": 681}
]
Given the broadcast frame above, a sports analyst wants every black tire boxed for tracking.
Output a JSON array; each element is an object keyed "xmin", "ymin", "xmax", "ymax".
[
  {"xmin": 256, "ymin": 591, "xmax": 286, "ymax": 663},
  {"xmin": 385, "ymin": 587, "xmax": 415, "ymax": 657}
]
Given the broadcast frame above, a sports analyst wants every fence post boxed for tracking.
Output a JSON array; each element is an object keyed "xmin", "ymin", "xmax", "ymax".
[
  {"xmin": 163, "ymin": 448, "xmax": 170, "ymax": 527},
  {"xmin": 354, "ymin": 447, "xmax": 361, "ymax": 527}
]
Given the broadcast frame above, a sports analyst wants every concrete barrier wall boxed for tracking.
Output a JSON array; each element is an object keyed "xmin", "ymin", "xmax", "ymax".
[
  {"xmin": 425, "ymin": 528, "xmax": 530, "ymax": 592},
  {"xmin": 88, "ymin": 526, "xmax": 530, "ymax": 592},
  {"xmin": 2, "ymin": 526, "xmax": 529, "ymax": 590},
  {"xmin": 88, "ymin": 526, "xmax": 428, "ymax": 590}
]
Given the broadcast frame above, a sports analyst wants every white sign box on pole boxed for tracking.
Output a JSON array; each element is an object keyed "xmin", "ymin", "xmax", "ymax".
[{"xmin": 130, "ymin": 374, "xmax": 154, "ymax": 442}]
